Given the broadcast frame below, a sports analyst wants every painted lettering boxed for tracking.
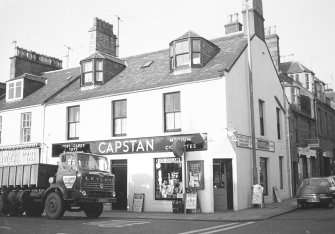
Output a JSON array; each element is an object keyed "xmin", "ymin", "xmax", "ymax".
[{"xmin": 99, "ymin": 142, "xmax": 106, "ymax": 153}]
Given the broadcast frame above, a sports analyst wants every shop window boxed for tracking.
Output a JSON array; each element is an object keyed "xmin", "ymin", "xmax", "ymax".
[
  {"xmin": 155, "ymin": 157, "xmax": 183, "ymax": 200},
  {"xmin": 260, "ymin": 157, "xmax": 268, "ymax": 195},
  {"xmin": 112, "ymin": 100, "xmax": 127, "ymax": 136},
  {"xmin": 164, "ymin": 92, "xmax": 181, "ymax": 132},
  {"xmin": 21, "ymin": 112, "xmax": 31, "ymax": 143},
  {"xmin": 67, "ymin": 106, "xmax": 80, "ymax": 140}
]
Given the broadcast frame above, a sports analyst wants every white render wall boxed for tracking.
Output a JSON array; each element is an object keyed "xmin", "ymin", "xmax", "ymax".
[
  {"xmin": 226, "ymin": 36, "xmax": 291, "ymax": 209},
  {"xmin": 44, "ymin": 77, "xmax": 235, "ymax": 213}
]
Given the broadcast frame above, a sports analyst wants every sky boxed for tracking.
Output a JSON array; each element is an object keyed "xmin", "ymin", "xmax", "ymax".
[{"xmin": 0, "ymin": 0, "xmax": 334, "ymax": 88}]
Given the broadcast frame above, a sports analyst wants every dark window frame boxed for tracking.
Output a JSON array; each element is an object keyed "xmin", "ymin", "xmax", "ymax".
[
  {"xmin": 276, "ymin": 107, "xmax": 281, "ymax": 140},
  {"xmin": 279, "ymin": 156, "xmax": 284, "ymax": 189},
  {"xmin": 21, "ymin": 112, "xmax": 31, "ymax": 143},
  {"xmin": 81, "ymin": 59, "xmax": 104, "ymax": 86},
  {"xmin": 260, "ymin": 157, "xmax": 268, "ymax": 195},
  {"xmin": 259, "ymin": 100, "xmax": 265, "ymax": 136},
  {"xmin": 67, "ymin": 106, "xmax": 80, "ymax": 140},
  {"xmin": 164, "ymin": 92, "xmax": 181, "ymax": 132},
  {"xmin": 112, "ymin": 99, "xmax": 127, "ymax": 136}
]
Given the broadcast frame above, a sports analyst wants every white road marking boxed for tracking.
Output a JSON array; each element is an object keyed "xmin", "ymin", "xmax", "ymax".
[
  {"xmin": 199, "ymin": 222, "xmax": 255, "ymax": 234},
  {"xmin": 178, "ymin": 223, "xmax": 238, "ymax": 234},
  {"xmin": 84, "ymin": 219, "xmax": 150, "ymax": 228},
  {"xmin": 0, "ymin": 226, "xmax": 10, "ymax": 230},
  {"xmin": 178, "ymin": 222, "xmax": 254, "ymax": 234}
]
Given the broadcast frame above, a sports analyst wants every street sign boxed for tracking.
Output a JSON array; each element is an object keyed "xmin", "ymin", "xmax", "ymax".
[{"xmin": 307, "ymin": 139, "xmax": 319, "ymax": 148}]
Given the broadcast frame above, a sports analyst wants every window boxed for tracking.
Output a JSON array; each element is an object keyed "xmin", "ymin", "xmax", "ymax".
[
  {"xmin": 279, "ymin": 156, "xmax": 284, "ymax": 189},
  {"xmin": 259, "ymin": 100, "xmax": 265, "ymax": 136},
  {"xmin": 7, "ymin": 80, "xmax": 23, "ymax": 100},
  {"xmin": 67, "ymin": 106, "xmax": 80, "ymax": 140},
  {"xmin": 295, "ymin": 115, "xmax": 300, "ymax": 144},
  {"xmin": 82, "ymin": 61, "xmax": 93, "ymax": 84},
  {"xmin": 21, "ymin": 112, "xmax": 31, "ymax": 143},
  {"xmin": 113, "ymin": 100, "xmax": 127, "ymax": 136},
  {"xmin": 325, "ymin": 112, "xmax": 329, "ymax": 137},
  {"xmin": 175, "ymin": 40, "xmax": 190, "ymax": 67},
  {"xmin": 305, "ymin": 74, "xmax": 310, "ymax": 90},
  {"xmin": 192, "ymin": 40, "xmax": 201, "ymax": 65},
  {"xmin": 164, "ymin": 92, "xmax": 181, "ymax": 132},
  {"xmin": 81, "ymin": 60, "xmax": 104, "ymax": 85},
  {"xmin": 154, "ymin": 157, "xmax": 183, "ymax": 200},
  {"xmin": 0, "ymin": 116, "xmax": 2, "ymax": 144},
  {"xmin": 318, "ymin": 108, "xmax": 322, "ymax": 134},
  {"xmin": 95, "ymin": 60, "xmax": 103, "ymax": 82},
  {"xmin": 260, "ymin": 157, "xmax": 268, "ymax": 195},
  {"xmin": 276, "ymin": 108, "xmax": 281, "ymax": 139}
]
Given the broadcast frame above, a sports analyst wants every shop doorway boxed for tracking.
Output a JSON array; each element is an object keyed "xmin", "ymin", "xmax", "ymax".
[
  {"xmin": 111, "ymin": 160, "xmax": 127, "ymax": 210},
  {"xmin": 213, "ymin": 159, "xmax": 233, "ymax": 211}
]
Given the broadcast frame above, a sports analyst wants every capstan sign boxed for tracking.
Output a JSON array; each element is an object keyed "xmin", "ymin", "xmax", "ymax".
[{"xmin": 52, "ymin": 133, "xmax": 207, "ymax": 157}]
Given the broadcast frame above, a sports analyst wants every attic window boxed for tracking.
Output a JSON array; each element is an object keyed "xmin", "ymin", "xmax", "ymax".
[
  {"xmin": 169, "ymin": 38, "xmax": 202, "ymax": 70},
  {"xmin": 81, "ymin": 59, "xmax": 104, "ymax": 86},
  {"xmin": 6, "ymin": 80, "xmax": 23, "ymax": 101},
  {"xmin": 142, "ymin": 61, "xmax": 154, "ymax": 68}
]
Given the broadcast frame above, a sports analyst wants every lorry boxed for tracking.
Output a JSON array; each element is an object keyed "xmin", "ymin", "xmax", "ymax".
[{"xmin": 0, "ymin": 152, "xmax": 116, "ymax": 219}]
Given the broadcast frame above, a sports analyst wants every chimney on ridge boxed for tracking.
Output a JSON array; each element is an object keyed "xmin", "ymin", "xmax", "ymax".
[
  {"xmin": 265, "ymin": 26, "xmax": 280, "ymax": 72},
  {"xmin": 9, "ymin": 47, "xmax": 62, "ymax": 80},
  {"xmin": 225, "ymin": 13, "xmax": 243, "ymax": 34},
  {"xmin": 89, "ymin": 17, "xmax": 117, "ymax": 56},
  {"xmin": 241, "ymin": 0, "xmax": 265, "ymax": 40}
]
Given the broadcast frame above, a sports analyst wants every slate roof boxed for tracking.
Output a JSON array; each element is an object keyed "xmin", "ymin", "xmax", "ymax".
[
  {"xmin": 279, "ymin": 61, "xmax": 314, "ymax": 74},
  {"xmin": 82, "ymin": 51, "xmax": 126, "ymax": 66},
  {"xmin": 10, "ymin": 73, "xmax": 47, "ymax": 84},
  {"xmin": 0, "ymin": 67, "xmax": 80, "ymax": 111},
  {"xmin": 0, "ymin": 32, "xmax": 248, "ymax": 109}
]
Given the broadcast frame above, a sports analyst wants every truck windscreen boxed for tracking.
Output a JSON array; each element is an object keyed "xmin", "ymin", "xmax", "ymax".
[{"xmin": 77, "ymin": 154, "xmax": 109, "ymax": 172}]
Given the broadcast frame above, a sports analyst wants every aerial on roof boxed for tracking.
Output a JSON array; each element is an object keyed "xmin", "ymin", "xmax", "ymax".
[{"xmin": 0, "ymin": 32, "xmax": 249, "ymax": 109}]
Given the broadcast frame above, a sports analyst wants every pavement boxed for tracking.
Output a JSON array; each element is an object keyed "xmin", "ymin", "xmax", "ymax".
[{"xmin": 100, "ymin": 197, "xmax": 298, "ymax": 222}]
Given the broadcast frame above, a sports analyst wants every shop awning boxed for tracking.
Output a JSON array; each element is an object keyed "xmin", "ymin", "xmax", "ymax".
[
  {"xmin": 298, "ymin": 146, "xmax": 317, "ymax": 158},
  {"xmin": 323, "ymin": 151, "xmax": 333, "ymax": 158}
]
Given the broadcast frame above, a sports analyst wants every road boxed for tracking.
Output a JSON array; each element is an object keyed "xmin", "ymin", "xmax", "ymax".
[{"xmin": 1, "ymin": 206, "xmax": 335, "ymax": 234}]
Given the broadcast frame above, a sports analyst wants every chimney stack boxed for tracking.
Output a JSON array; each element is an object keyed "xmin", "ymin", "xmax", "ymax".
[
  {"xmin": 265, "ymin": 26, "xmax": 280, "ymax": 72},
  {"xmin": 9, "ymin": 47, "xmax": 62, "ymax": 80},
  {"xmin": 89, "ymin": 17, "xmax": 117, "ymax": 56},
  {"xmin": 224, "ymin": 13, "xmax": 243, "ymax": 34},
  {"xmin": 242, "ymin": 0, "xmax": 265, "ymax": 40}
]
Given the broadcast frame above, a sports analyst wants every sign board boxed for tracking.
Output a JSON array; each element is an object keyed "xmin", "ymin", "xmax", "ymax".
[
  {"xmin": 0, "ymin": 148, "xmax": 40, "ymax": 166},
  {"xmin": 132, "ymin": 193, "xmax": 145, "ymax": 212},
  {"xmin": 307, "ymin": 139, "xmax": 319, "ymax": 148},
  {"xmin": 252, "ymin": 184, "xmax": 263, "ymax": 206},
  {"xmin": 52, "ymin": 133, "xmax": 207, "ymax": 157},
  {"xmin": 185, "ymin": 193, "xmax": 197, "ymax": 210},
  {"xmin": 187, "ymin": 161, "xmax": 204, "ymax": 190},
  {"xmin": 236, "ymin": 134, "xmax": 275, "ymax": 152},
  {"xmin": 273, "ymin": 186, "xmax": 282, "ymax": 203},
  {"xmin": 173, "ymin": 140, "xmax": 184, "ymax": 157},
  {"xmin": 227, "ymin": 128, "xmax": 238, "ymax": 142}
]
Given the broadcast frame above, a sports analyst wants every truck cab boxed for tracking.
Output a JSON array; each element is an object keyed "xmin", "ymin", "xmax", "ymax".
[{"xmin": 45, "ymin": 152, "xmax": 116, "ymax": 219}]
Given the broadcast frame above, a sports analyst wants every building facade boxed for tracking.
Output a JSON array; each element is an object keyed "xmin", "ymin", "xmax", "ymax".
[{"xmin": 0, "ymin": 0, "xmax": 291, "ymax": 212}]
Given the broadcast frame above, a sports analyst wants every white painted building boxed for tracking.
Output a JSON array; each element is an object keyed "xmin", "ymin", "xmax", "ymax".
[{"xmin": 0, "ymin": 0, "xmax": 291, "ymax": 213}]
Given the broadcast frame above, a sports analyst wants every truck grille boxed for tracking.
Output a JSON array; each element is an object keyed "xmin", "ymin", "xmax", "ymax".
[
  {"xmin": 87, "ymin": 190, "xmax": 113, "ymax": 198},
  {"xmin": 84, "ymin": 180, "xmax": 114, "ymax": 190}
]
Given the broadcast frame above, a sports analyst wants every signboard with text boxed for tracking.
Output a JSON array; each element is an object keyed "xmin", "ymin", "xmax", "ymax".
[
  {"xmin": 52, "ymin": 133, "xmax": 207, "ymax": 157},
  {"xmin": 236, "ymin": 134, "xmax": 275, "ymax": 152},
  {"xmin": 0, "ymin": 148, "xmax": 40, "ymax": 166}
]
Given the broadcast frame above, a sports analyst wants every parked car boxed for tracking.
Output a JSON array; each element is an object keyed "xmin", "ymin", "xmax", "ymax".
[{"xmin": 296, "ymin": 177, "xmax": 335, "ymax": 208}]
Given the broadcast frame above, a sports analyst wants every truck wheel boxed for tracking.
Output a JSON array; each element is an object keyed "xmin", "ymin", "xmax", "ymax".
[
  {"xmin": 83, "ymin": 203, "xmax": 103, "ymax": 218},
  {"xmin": 45, "ymin": 192, "xmax": 65, "ymax": 219},
  {"xmin": 25, "ymin": 202, "xmax": 44, "ymax": 217}
]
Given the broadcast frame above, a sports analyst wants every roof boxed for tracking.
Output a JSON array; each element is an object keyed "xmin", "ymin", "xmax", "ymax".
[
  {"xmin": 0, "ymin": 32, "xmax": 248, "ymax": 108},
  {"xmin": 82, "ymin": 51, "xmax": 126, "ymax": 66},
  {"xmin": 8, "ymin": 73, "xmax": 47, "ymax": 84},
  {"xmin": 0, "ymin": 67, "xmax": 80, "ymax": 111},
  {"xmin": 279, "ymin": 61, "xmax": 314, "ymax": 74},
  {"xmin": 47, "ymin": 33, "xmax": 247, "ymax": 104}
]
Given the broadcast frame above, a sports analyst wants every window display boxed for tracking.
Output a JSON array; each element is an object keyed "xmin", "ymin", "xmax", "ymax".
[{"xmin": 155, "ymin": 157, "xmax": 183, "ymax": 200}]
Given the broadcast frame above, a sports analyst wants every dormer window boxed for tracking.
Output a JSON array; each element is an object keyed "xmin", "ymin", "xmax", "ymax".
[
  {"xmin": 81, "ymin": 59, "xmax": 104, "ymax": 86},
  {"xmin": 6, "ymin": 80, "xmax": 23, "ymax": 101},
  {"xmin": 169, "ymin": 31, "xmax": 219, "ymax": 72}
]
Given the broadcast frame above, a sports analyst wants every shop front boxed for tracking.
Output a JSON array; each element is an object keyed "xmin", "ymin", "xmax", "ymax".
[{"xmin": 52, "ymin": 133, "xmax": 208, "ymax": 212}]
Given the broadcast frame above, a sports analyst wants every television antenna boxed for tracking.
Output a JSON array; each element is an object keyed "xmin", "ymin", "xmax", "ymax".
[
  {"xmin": 115, "ymin": 15, "xmax": 123, "ymax": 57},
  {"xmin": 64, "ymin": 45, "xmax": 73, "ymax": 68}
]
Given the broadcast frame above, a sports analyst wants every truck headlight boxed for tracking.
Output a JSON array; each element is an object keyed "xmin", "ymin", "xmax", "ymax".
[
  {"xmin": 48, "ymin": 177, "xmax": 55, "ymax": 184},
  {"xmin": 81, "ymin": 190, "xmax": 87, "ymax": 196}
]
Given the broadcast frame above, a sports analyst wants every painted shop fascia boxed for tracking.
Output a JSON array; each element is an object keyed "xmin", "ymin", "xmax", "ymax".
[{"xmin": 52, "ymin": 133, "xmax": 208, "ymax": 156}]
